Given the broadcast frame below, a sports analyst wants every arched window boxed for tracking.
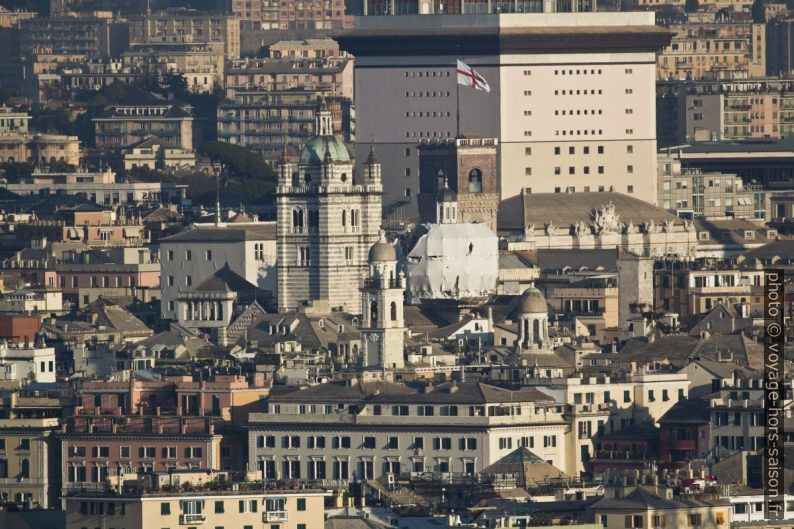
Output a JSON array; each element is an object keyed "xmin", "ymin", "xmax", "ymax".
[
  {"xmin": 468, "ymin": 168, "xmax": 483, "ymax": 193},
  {"xmin": 341, "ymin": 173, "xmax": 348, "ymax": 182},
  {"xmin": 390, "ymin": 302, "xmax": 397, "ymax": 321},
  {"xmin": 370, "ymin": 301, "xmax": 378, "ymax": 323},
  {"xmin": 532, "ymin": 319, "xmax": 540, "ymax": 344},
  {"xmin": 20, "ymin": 458, "xmax": 29, "ymax": 478},
  {"xmin": 352, "ymin": 344, "xmax": 359, "ymax": 355},
  {"xmin": 342, "ymin": 210, "xmax": 346, "ymax": 227}
]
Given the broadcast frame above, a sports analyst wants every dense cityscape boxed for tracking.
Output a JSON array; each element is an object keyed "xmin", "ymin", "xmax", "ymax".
[{"xmin": 0, "ymin": 0, "xmax": 792, "ymax": 527}]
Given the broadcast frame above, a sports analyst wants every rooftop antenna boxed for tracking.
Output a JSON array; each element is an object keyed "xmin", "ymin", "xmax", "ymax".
[{"xmin": 215, "ymin": 168, "xmax": 221, "ymax": 226}]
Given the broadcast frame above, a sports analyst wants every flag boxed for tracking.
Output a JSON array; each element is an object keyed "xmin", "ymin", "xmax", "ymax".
[{"xmin": 456, "ymin": 59, "xmax": 491, "ymax": 93}]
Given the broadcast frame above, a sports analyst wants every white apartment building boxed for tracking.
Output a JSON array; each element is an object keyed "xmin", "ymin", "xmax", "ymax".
[
  {"xmin": 0, "ymin": 341, "xmax": 56, "ymax": 383},
  {"xmin": 158, "ymin": 222, "xmax": 277, "ymax": 319},
  {"xmin": 247, "ymin": 379, "xmax": 572, "ymax": 480},
  {"xmin": 339, "ymin": 13, "xmax": 671, "ymax": 216},
  {"xmin": 0, "ymin": 287, "xmax": 63, "ymax": 315}
]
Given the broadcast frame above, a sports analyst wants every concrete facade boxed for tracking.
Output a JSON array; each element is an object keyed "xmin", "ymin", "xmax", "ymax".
[
  {"xmin": 159, "ymin": 223, "xmax": 277, "ymax": 320},
  {"xmin": 340, "ymin": 13, "xmax": 669, "ymax": 217}
]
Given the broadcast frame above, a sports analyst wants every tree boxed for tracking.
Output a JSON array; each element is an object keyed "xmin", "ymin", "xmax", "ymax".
[
  {"xmin": 752, "ymin": 0, "xmax": 765, "ymax": 22},
  {"xmin": 198, "ymin": 141, "xmax": 275, "ymax": 183},
  {"xmin": 197, "ymin": 141, "xmax": 276, "ymax": 205},
  {"xmin": 685, "ymin": 0, "xmax": 698, "ymax": 12}
]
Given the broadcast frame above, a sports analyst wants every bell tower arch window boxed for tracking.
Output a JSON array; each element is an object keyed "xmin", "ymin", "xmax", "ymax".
[{"xmin": 468, "ymin": 168, "xmax": 483, "ymax": 193}]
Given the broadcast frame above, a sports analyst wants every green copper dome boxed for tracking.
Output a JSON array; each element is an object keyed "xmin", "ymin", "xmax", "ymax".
[{"xmin": 299, "ymin": 136, "xmax": 351, "ymax": 166}]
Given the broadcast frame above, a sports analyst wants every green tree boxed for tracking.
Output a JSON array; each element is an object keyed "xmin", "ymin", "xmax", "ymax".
[
  {"xmin": 197, "ymin": 141, "xmax": 276, "ymax": 205},
  {"xmin": 0, "ymin": 162, "xmax": 34, "ymax": 183},
  {"xmin": 685, "ymin": 0, "xmax": 699, "ymax": 12}
]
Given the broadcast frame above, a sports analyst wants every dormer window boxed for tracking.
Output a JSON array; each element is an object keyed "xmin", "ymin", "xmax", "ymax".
[{"xmin": 744, "ymin": 230, "xmax": 755, "ymax": 240}]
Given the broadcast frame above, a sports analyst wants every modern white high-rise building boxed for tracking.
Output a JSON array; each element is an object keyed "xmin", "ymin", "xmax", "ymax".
[{"xmin": 339, "ymin": 13, "xmax": 671, "ymax": 218}]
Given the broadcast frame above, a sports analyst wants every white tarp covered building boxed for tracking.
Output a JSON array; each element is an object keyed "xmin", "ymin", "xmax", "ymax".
[{"xmin": 406, "ymin": 223, "xmax": 499, "ymax": 304}]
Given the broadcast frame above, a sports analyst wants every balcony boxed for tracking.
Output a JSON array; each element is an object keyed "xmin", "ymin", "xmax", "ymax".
[
  {"xmin": 667, "ymin": 439, "xmax": 696, "ymax": 451},
  {"xmin": 179, "ymin": 514, "xmax": 206, "ymax": 524},
  {"xmin": 264, "ymin": 511, "xmax": 289, "ymax": 522}
]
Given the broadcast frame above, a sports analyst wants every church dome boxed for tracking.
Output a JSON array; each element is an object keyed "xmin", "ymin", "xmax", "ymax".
[
  {"xmin": 369, "ymin": 234, "xmax": 396, "ymax": 263},
  {"xmin": 299, "ymin": 136, "xmax": 351, "ymax": 166},
  {"xmin": 518, "ymin": 287, "xmax": 547, "ymax": 314},
  {"xmin": 437, "ymin": 185, "xmax": 457, "ymax": 203}
]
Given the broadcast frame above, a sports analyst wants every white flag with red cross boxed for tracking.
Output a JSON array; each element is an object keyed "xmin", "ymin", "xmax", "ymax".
[{"xmin": 456, "ymin": 59, "xmax": 491, "ymax": 93}]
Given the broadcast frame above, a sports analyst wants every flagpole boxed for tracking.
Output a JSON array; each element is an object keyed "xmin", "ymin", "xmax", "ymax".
[{"xmin": 456, "ymin": 75, "xmax": 460, "ymax": 139}]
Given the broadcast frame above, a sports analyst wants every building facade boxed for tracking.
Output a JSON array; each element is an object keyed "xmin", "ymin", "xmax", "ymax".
[
  {"xmin": 64, "ymin": 488, "xmax": 326, "ymax": 529},
  {"xmin": 159, "ymin": 222, "xmax": 277, "ymax": 320},
  {"xmin": 657, "ymin": 79, "xmax": 794, "ymax": 146},
  {"xmin": 0, "ymin": 133, "xmax": 80, "ymax": 167},
  {"xmin": 276, "ymin": 102, "xmax": 381, "ymax": 313},
  {"xmin": 2, "ymin": 170, "xmax": 187, "ymax": 206},
  {"xmin": 417, "ymin": 137, "xmax": 500, "ymax": 232},
  {"xmin": 128, "ymin": 10, "xmax": 240, "ymax": 60},
  {"xmin": 657, "ymin": 150, "xmax": 758, "ymax": 219},
  {"xmin": 339, "ymin": 13, "xmax": 670, "ymax": 216},
  {"xmin": 247, "ymin": 379, "xmax": 571, "ymax": 480},
  {"xmin": 93, "ymin": 99, "xmax": 194, "ymax": 150},
  {"xmin": 657, "ymin": 22, "xmax": 765, "ymax": 81}
]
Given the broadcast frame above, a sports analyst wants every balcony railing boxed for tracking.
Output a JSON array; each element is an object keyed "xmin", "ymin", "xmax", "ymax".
[
  {"xmin": 180, "ymin": 514, "xmax": 206, "ymax": 525},
  {"xmin": 264, "ymin": 511, "xmax": 289, "ymax": 522}
]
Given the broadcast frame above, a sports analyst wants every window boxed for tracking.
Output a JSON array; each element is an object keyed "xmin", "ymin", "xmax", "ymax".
[
  {"xmin": 662, "ymin": 389, "xmax": 669, "ymax": 402},
  {"xmin": 433, "ymin": 437, "xmax": 452, "ymax": 450},
  {"xmin": 297, "ymin": 498, "xmax": 306, "ymax": 511},
  {"xmin": 363, "ymin": 436, "xmax": 376, "ymax": 449},
  {"xmin": 161, "ymin": 502, "xmax": 170, "ymax": 515},
  {"xmin": 623, "ymin": 391, "xmax": 631, "ymax": 403},
  {"xmin": 215, "ymin": 501, "xmax": 224, "ymax": 513},
  {"xmin": 206, "ymin": 250, "xmax": 212, "ymax": 260},
  {"xmin": 239, "ymin": 499, "xmax": 257, "ymax": 513},
  {"xmin": 283, "ymin": 436, "xmax": 301, "ymax": 449},
  {"xmin": 468, "ymin": 168, "xmax": 483, "ymax": 193},
  {"xmin": 387, "ymin": 437, "xmax": 399, "ymax": 449},
  {"xmin": 688, "ymin": 514, "xmax": 702, "ymax": 527},
  {"xmin": 626, "ymin": 515, "xmax": 643, "ymax": 528},
  {"xmin": 653, "ymin": 515, "xmax": 666, "ymax": 527},
  {"xmin": 185, "ymin": 250, "xmax": 192, "ymax": 261}
]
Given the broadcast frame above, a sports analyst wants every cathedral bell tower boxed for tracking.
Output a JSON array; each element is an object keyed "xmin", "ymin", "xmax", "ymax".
[{"xmin": 361, "ymin": 232, "xmax": 405, "ymax": 370}]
